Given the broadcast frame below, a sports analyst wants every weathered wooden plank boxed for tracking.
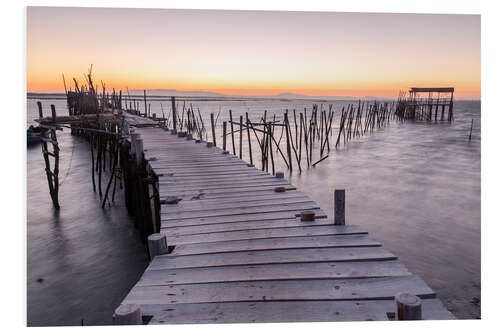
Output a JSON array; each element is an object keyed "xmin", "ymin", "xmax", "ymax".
[
  {"xmin": 155, "ymin": 165, "xmax": 258, "ymax": 174},
  {"xmin": 157, "ymin": 172, "xmax": 270, "ymax": 181},
  {"xmin": 149, "ymin": 247, "xmax": 397, "ymax": 270},
  {"xmin": 163, "ymin": 223, "xmax": 358, "ymax": 245},
  {"xmin": 162, "ymin": 207, "xmax": 325, "ymax": 226},
  {"xmin": 155, "ymin": 168, "xmax": 266, "ymax": 177},
  {"xmin": 188, "ymin": 189, "xmax": 296, "ymax": 200},
  {"xmin": 150, "ymin": 160, "xmax": 247, "ymax": 168},
  {"xmin": 163, "ymin": 217, "xmax": 335, "ymax": 235},
  {"xmin": 171, "ymin": 234, "xmax": 380, "ymax": 256},
  {"xmin": 136, "ymin": 261, "xmax": 410, "ymax": 286},
  {"xmin": 159, "ymin": 173, "xmax": 270, "ymax": 182},
  {"xmin": 162, "ymin": 201, "xmax": 319, "ymax": 220},
  {"xmin": 164, "ymin": 212, "xmax": 330, "ymax": 228},
  {"xmin": 159, "ymin": 179, "xmax": 291, "ymax": 191},
  {"xmin": 169, "ymin": 191, "xmax": 309, "ymax": 208},
  {"xmin": 143, "ymin": 298, "xmax": 455, "ymax": 324},
  {"xmin": 160, "ymin": 184, "xmax": 296, "ymax": 197},
  {"xmin": 123, "ymin": 275, "xmax": 434, "ymax": 305},
  {"xmin": 164, "ymin": 197, "xmax": 314, "ymax": 214},
  {"xmin": 159, "ymin": 175, "xmax": 278, "ymax": 186},
  {"xmin": 157, "ymin": 170, "xmax": 268, "ymax": 180}
]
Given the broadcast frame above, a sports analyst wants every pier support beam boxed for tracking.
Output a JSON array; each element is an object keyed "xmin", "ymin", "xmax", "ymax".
[
  {"xmin": 113, "ymin": 304, "xmax": 142, "ymax": 325},
  {"xmin": 396, "ymin": 293, "xmax": 422, "ymax": 320},
  {"xmin": 334, "ymin": 189, "xmax": 345, "ymax": 225},
  {"xmin": 135, "ymin": 138, "xmax": 144, "ymax": 165}
]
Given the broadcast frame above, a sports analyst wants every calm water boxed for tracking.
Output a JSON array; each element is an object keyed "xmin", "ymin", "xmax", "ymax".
[{"xmin": 27, "ymin": 98, "xmax": 480, "ymax": 325}]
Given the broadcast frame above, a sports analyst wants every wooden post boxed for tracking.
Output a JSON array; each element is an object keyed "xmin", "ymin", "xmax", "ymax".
[
  {"xmin": 37, "ymin": 101, "xmax": 43, "ymax": 118},
  {"xmin": 229, "ymin": 110, "xmax": 236, "ymax": 155},
  {"xmin": 395, "ymin": 293, "xmax": 422, "ymax": 320},
  {"xmin": 210, "ymin": 113, "xmax": 216, "ymax": 146},
  {"xmin": 246, "ymin": 112, "xmax": 253, "ymax": 165},
  {"xmin": 147, "ymin": 233, "xmax": 168, "ymax": 260},
  {"xmin": 469, "ymin": 119, "xmax": 473, "ymax": 141},
  {"xmin": 171, "ymin": 96, "xmax": 177, "ymax": 133},
  {"xmin": 334, "ymin": 189, "xmax": 345, "ymax": 225},
  {"xmin": 113, "ymin": 304, "xmax": 142, "ymax": 325},
  {"xmin": 51, "ymin": 104, "xmax": 56, "ymax": 121},
  {"xmin": 130, "ymin": 133, "xmax": 139, "ymax": 155},
  {"xmin": 135, "ymin": 138, "xmax": 144, "ymax": 166},
  {"xmin": 147, "ymin": 178, "xmax": 160, "ymax": 234},
  {"xmin": 239, "ymin": 115, "xmax": 243, "ymax": 159},
  {"xmin": 143, "ymin": 90, "xmax": 147, "ymax": 118},
  {"xmin": 284, "ymin": 113, "xmax": 293, "ymax": 172},
  {"xmin": 449, "ymin": 91, "xmax": 454, "ymax": 121},
  {"xmin": 222, "ymin": 121, "xmax": 227, "ymax": 151}
]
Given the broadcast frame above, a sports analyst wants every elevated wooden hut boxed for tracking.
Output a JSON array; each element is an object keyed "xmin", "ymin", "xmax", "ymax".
[{"xmin": 406, "ymin": 87, "xmax": 454, "ymax": 121}]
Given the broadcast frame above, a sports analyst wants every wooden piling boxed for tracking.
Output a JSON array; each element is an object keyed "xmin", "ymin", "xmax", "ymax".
[
  {"xmin": 396, "ymin": 293, "xmax": 422, "ymax": 320},
  {"xmin": 239, "ymin": 115, "xmax": 243, "ymax": 159},
  {"xmin": 171, "ymin": 97, "xmax": 177, "ymax": 133},
  {"xmin": 210, "ymin": 113, "xmax": 216, "ymax": 146},
  {"xmin": 147, "ymin": 233, "xmax": 168, "ymax": 260},
  {"xmin": 469, "ymin": 119, "xmax": 473, "ymax": 141},
  {"xmin": 113, "ymin": 304, "xmax": 142, "ymax": 325},
  {"xmin": 229, "ymin": 110, "xmax": 236, "ymax": 155},
  {"xmin": 334, "ymin": 189, "xmax": 345, "ymax": 225},
  {"xmin": 222, "ymin": 121, "xmax": 227, "ymax": 151},
  {"xmin": 284, "ymin": 113, "xmax": 293, "ymax": 172},
  {"xmin": 246, "ymin": 113, "xmax": 253, "ymax": 165},
  {"xmin": 135, "ymin": 138, "xmax": 144, "ymax": 166}
]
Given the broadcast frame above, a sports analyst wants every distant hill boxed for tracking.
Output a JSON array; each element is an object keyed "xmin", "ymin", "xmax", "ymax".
[
  {"xmin": 129, "ymin": 89, "xmax": 225, "ymax": 98},
  {"xmin": 129, "ymin": 89, "xmax": 360, "ymax": 100},
  {"xmin": 27, "ymin": 90, "xmax": 393, "ymax": 101},
  {"xmin": 273, "ymin": 92, "xmax": 358, "ymax": 100}
]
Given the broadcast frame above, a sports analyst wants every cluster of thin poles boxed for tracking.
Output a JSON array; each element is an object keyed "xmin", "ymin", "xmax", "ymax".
[
  {"xmin": 64, "ymin": 69, "xmax": 124, "ymax": 208},
  {"xmin": 155, "ymin": 99, "xmax": 397, "ymax": 174}
]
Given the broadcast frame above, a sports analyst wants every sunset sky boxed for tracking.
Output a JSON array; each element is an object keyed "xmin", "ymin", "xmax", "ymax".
[{"xmin": 27, "ymin": 7, "xmax": 481, "ymax": 98}]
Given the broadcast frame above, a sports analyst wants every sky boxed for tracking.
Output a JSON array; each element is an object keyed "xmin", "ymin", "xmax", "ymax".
[{"xmin": 26, "ymin": 7, "xmax": 481, "ymax": 98}]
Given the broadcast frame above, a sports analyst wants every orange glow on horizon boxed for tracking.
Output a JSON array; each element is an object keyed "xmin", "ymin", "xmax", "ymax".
[{"xmin": 27, "ymin": 8, "xmax": 481, "ymax": 99}]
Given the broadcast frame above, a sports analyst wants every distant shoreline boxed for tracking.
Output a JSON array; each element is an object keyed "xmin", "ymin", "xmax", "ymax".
[{"xmin": 26, "ymin": 92, "xmax": 480, "ymax": 102}]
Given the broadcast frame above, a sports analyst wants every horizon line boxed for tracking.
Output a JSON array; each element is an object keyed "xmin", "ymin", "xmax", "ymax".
[{"xmin": 26, "ymin": 89, "xmax": 481, "ymax": 101}]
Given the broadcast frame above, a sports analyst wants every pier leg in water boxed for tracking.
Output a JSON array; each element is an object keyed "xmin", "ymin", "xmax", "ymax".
[
  {"xmin": 334, "ymin": 189, "xmax": 345, "ymax": 225},
  {"xmin": 147, "ymin": 233, "xmax": 168, "ymax": 260},
  {"xmin": 396, "ymin": 293, "xmax": 422, "ymax": 320},
  {"xmin": 113, "ymin": 304, "xmax": 142, "ymax": 325}
]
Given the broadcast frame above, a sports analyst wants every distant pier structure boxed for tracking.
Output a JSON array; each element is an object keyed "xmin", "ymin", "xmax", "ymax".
[{"xmin": 396, "ymin": 87, "xmax": 454, "ymax": 122}]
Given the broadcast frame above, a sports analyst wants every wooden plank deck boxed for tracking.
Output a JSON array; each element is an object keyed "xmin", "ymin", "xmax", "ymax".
[{"xmin": 117, "ymin": 124, "xmax": 454, "ymax": 323}]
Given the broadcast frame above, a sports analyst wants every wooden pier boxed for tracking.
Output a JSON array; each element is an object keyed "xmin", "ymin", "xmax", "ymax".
[{"xmin": 114, "ymin": 116, "xmax": 455, "ymax": 324}]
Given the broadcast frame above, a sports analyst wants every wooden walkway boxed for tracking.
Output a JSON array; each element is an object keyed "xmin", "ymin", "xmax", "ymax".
[{"xmin": 117, "ymin": 123, "xmax": 454, "ymax": 324}]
